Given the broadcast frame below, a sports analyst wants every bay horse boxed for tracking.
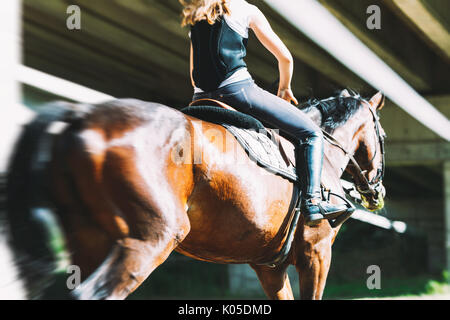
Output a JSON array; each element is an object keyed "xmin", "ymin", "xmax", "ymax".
[{"xmin": 5, "ymin": 90, "xmax": 386, "ymax": 300}]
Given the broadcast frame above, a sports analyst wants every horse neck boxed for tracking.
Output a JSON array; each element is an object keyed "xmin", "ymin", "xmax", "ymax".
[{"xmin": 308, "ymin": 106, "xmax": 368, "ymax": 177}]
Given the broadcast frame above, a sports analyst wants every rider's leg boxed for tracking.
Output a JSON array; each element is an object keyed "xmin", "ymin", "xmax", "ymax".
[
  {"xmin": 194, "ymin": 80, "xmax": 347, "ymax": 226},
  {"xmin": 296, "ymin": 131, "xmax": 325, "ymax": 224},
  {"xmin": 296, "ymin": 131, "xmax": 347, "ymax": 226}
]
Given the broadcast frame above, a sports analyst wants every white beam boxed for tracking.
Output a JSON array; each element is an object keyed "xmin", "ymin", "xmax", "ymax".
[
  {"xmin": 1, "ymin": 64, "xmax": 115, "ymax": 172},
  {"xmin": 16, "ymin": 65, "xmax": 115, "ymax": 104},
  {"xmin": 351, "ymin": 209, "xmax": 407, "ymax": 234},
  {"xmin": 318, "ymin": 0, "xmax": 431, "ymax": 91},
  {"xmin": 341, "ymin": 180, "xmax": 407, "ymax": 233},
  {"xmin": 264, "ymin": 0, "xmax": 450, "ymax": 142}
]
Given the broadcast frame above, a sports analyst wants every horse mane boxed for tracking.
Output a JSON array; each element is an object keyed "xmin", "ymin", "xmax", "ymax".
[{"xmin": 300, "ymin": 89, "xmax": 364, "ymax": 133}]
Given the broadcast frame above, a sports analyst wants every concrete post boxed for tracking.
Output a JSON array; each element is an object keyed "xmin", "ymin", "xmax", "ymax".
[
  {"xmin": 0, "ymin": 0, "xmax": 22, "ymax": 172},
  {"xmin": 0, "ymin": 0, "xmax": 27, "ymax": 299},
  {"xmin": 444, "ymin": 161, "xmax": 450, "ymax": 277}
]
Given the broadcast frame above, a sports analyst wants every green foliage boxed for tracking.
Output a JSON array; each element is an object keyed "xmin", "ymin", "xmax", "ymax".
[
  {"xmin": 323, "ymin": 274, "xmax": 450, "ymax": 300},
  {"xmin": 443, "ymin": 270, "xmax": 450, "ymax": 282}
]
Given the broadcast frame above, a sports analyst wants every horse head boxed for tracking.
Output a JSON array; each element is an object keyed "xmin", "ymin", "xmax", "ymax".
[{"xmin": 346, "ymin": 92, "xmax": 387, "ymax": 211}]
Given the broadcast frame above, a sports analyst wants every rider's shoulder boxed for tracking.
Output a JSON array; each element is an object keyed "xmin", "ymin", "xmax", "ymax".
[{"xmin": 229, "ymin": 0, "xmax": 260, "ymax": 15}]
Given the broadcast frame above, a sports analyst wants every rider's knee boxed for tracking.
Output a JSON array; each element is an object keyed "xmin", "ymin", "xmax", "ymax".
[
  {"xmin": 311, "ymin": 128, "xmax": 323, "ymax": 140},
  {"xmin": 300, "ymin": 127, "xmax": 323, "ymax": 146}
]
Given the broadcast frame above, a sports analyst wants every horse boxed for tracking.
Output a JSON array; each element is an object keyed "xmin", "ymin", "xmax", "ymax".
[{"xmin": 5, "ymin": 89, "xmax": 386, "ymax": 300}]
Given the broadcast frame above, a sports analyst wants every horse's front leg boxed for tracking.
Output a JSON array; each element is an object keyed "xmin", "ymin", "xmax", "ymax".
[
  {"xmin": 250, "ymin": 263, "xmax": 294, "ymax": 300},
  {"xmin": 294, "ymin": 221, "xmax": 334, "ymax": 300}
]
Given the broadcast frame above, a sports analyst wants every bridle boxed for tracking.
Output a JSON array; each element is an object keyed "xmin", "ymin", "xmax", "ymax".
[
  {"xmin": 362, "ymin": 105, "xmax": 386, "ymax": 195},
  {"xmin": 316, "ymin": 97, "xmax": 386, "ymax": 198}
]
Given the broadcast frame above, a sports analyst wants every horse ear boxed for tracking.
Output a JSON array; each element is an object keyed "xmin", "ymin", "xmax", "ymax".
[
  {"xmin": 340, "ymin": 89, "xmax": 351, "ymax": 97},
  {"xmin": 369, "ymin": 92, "xmax": 385, "ymax": 110}
]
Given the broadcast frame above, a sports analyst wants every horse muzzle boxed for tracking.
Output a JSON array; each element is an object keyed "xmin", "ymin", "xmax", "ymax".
[{"xmin": 360, "ymin": 183, "xmax": 385, "ymax": 212}]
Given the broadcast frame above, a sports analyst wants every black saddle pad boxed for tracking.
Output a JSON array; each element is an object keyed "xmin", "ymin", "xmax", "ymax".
[{"xmin": 180, "ymin": 105, "xmax": 265, "ymax": 131}]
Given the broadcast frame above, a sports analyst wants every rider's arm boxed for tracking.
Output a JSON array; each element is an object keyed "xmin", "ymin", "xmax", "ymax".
[
  {"xmin": 190, "ymin": 42, "xmax": 195, "ymax": 88},
  {"xmin": 249, "ymin": 8, "xmax": 298, "ymax": 105}
]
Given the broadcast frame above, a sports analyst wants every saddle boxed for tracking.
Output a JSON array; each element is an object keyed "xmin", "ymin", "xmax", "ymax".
[
  {"xmin": 183, "ymin": 99, "xmax": 299, "ymax": 183},
  {"xmin": 181, "ymin": 98, "xmax": 355, "ymax": 267}
]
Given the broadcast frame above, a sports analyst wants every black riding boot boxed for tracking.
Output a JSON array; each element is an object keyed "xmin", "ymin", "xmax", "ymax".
[{"xmin": 296, "ymin": 134, "xmax": 348, "ymax": 226}]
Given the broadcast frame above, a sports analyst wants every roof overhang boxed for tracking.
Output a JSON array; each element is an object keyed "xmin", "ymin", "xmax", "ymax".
[{"xmin": 265, "ymin": 0, "xmax": 450, "ymax": 141}]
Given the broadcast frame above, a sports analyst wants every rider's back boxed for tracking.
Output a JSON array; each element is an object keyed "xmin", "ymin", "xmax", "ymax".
[{"xmin": 190, "ymin": 0, "xmax": 257, "ymax": 92}]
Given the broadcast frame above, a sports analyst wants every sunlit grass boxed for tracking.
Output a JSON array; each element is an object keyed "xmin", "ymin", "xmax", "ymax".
[{"xmin": 324, "ymin": 272, "xmax": 450, "ymax": 300}]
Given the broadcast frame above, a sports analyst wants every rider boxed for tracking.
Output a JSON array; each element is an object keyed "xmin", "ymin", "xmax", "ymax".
[{"xmin": 181, "ymin": 0, "xmax": 347, "ymax": 226}]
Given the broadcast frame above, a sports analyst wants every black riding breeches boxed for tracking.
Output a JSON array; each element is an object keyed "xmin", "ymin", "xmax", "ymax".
[{"xmin": 192, "ymin": 79, "xmax": 323, "ymax": 146}]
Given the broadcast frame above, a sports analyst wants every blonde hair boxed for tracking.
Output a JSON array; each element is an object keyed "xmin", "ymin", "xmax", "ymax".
[{"xmin": 180, "ymin": 0, "xmax": 231, "ymax": 27}]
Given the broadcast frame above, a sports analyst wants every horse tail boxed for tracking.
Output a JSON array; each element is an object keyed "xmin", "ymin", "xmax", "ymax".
[{"xmin": 5, "ymin": 102, "xmax": 85, "ymax": 298}]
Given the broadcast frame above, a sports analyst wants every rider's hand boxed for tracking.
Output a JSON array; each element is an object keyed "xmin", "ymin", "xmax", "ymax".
[{"xmin": 278, "ymin": 87, "xmax": 299, "ymax": 105}]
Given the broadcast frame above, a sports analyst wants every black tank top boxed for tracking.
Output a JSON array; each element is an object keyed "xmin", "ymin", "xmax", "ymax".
[{"xmin": 191, "ymin": 18, "xmax": 248, "ymax": 92}]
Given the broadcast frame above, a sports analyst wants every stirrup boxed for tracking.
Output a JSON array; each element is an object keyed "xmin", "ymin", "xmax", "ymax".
[
  {"xmin": 320, "ymin": 187, "xmax": 356, "ymax": 228},
  {"xmin": 317, "ymin": 202, "xmax": 348, "ymax": 219},
  {"xmin": 300, "ymin": 187, "xmax": 356, "ymax": 228},
  {"xmin": 303, "ymin": 211, "xmax": 325, "ymax": 226}
]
